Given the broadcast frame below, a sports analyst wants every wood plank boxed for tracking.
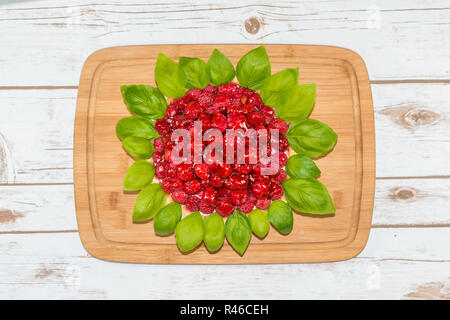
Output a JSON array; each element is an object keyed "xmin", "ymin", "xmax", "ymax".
[
  {"xmin": 1, "ymin": 0, "xmax": 450, "ymax": 85},
  {"xmin": 1, "ymin": 81, "xmax": 449, "ymax": 184},
  {"xmin": 0, "ymin": 229, "xmax": 448, "ymax": 299},
  {"xmin": 0, "ymin": 178, "xmax": 448, "ymax": 233}
]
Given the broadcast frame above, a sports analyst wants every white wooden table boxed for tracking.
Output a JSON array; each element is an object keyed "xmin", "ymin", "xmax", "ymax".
[{"xmin": 0, "ymin": 0, "xmax": 449, "ymax": 299}]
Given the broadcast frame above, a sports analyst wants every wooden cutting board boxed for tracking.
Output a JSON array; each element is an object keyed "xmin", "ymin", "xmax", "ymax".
[{"xmin": 74, "ymin": 44, "xmax": 375, "ymax": 264}]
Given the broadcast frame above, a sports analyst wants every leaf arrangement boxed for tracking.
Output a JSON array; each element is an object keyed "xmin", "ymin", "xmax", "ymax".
[{"xmin": 116, "ymin": 46, "xmax": 337, "ymax": 256}]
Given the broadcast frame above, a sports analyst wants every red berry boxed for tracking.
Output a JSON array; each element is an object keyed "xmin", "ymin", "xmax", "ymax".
[
  {"xmin": 238, "ymin": 195, "xmax": 256, "ymax": 213},
  {"xmin": 261, "ymin": 105, "xmax": 275, "ymax": 122},
  {"xmin": 216, "ymin": 198, "xmax": 235, "ymax": 217},
  {"xmin": 279, "ymin": 153, "xmax": 288, "ymax": 167},
  {"xmin": 256, "ymin": 199, "xmax": 271, "ymax": 210},
  {"xmin": 155, "ymin": 119, "xmax": 170, "ymax": 135},
  {"xmin": 153, "ymin": 137, "xmax": 164, "ymax": 152},
  {"xmin": 202, "ymin": 187, "xmax": 219, "ymax": 207},
  {"xmin": 170, "ymin": 178, "xmax": 183, "ymax": 191},
  {"xmin": 218, "ymin": 82, "xmax": 239, "ymax": 95},
  {"xmin": 248, "ymin": 94, "xmax": 263, "ymax": 107},
  {"xmin": 184, "ymin": 101, "xmax": 202, "ymax": 120},
  {"xmin": 230, "ymin": 189, "xmax": 248, "ymax": 206},
  {"xmin": 275, "ymin": 169, "xmax": 287, "ymax": 182},
  {"xmin": 183, "ymin": 179, "xmax": 202, "ymax": 195},
  {"xmin": 217, "ymin": 187, "xmax": 230, "ymax": 198},
  {"xmin": 215, "ymin": 163, "xmax": 233, "ymax": 178},
  {"xmin": 224, "ymin": 174, "xmax": 248, "ymax": 190},
  {"xmin": 172, "ymin": 190, "xmax": 187, "ymax": 204},
  {"xmin": 187, "ymin": 88, "xmax": 201, "ymax": 100},
  {"xmin": 161, "ymin": 178, "xmax": 171, "ymax": 194},
  {"xmin": 241, "ymin": 103, "xmax": 255, "ymax": 114},
  {"xmin": 203, "ymin": 84, "xmax": 218, "ymax": 94},
  {"xmin": 247, "ymin": 112, "xmax": 265, "ymax": 126},
  {"xmin": 234, "ymin": 164, "xmax": 252, "ymax": 174},
  {"xmin": 279, "ymin": 136, "xmax": 289, "ymax": 152},
  {"xmin": 165, "ymin": 105, "xmax": 178, "ymax": 118},
  {"xmin": 197, "ymin": 113, "xmax": 212, "ymax": 130},
  {"xmin": 153, "ymin": 151, "xmax": 163, "ymax": 163},
  {"xmin": 272, "ymin": 118, "xmax": 290, "ymax": 135},
  {"xmin": 155, "ymin": 163, "xmax": 168, "ymax": 179},
  {"xmin": 176, "ymin": 164, "xmax": 194, "ymax": 181},
  {"xmin": 199, "ymin": 200, "xmax": 214, "ymax": 214},
  {"xmin": 197, "ymin": 92, "xmax": 213, "ymax": 108},
  {"xmin": 194, "ymin": 163, "xmax": 209, "ymax": 180},
  {"xmin": 252, "ymin": 181, "xmax": 269, "ymax": 199},
  {"xmin": 209, "ymin": 174, "xmax": 224, "ymax": 188},
  {"xmin": 212, "ymin": 113, "xmax": 228, "ymax": 132},
  {"xmin": 212, "ymin": 93, "xmax": 232, "ymax": 112},
  {"xmin": 269, "ymin": 182, "xmax": 284, "ymax": 200},
  {"xmin": 227, "ymin": 114, "xmax": 247, "ymax": 130},
  {"xmin": 186, "ymin": 196, "xmax": 200, "ymax": 212}
]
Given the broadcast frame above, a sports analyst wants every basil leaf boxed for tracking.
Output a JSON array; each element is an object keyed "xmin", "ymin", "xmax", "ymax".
[
  {"xmin": 179, "ymin": 56, "xmax": 209, "ymax": 89},
  {"xmin": 123, "ymin": 160, "xmax": 155, "ymax": 191},
  {"xmin": 154, "ymin": 202, "xmax": 182, "ymax": 236},
  {"xmin": 133, "ymin": 183, "xmax": 166, "ymax": 221},
  {"xmin": 206, "ymin": 49, "xmax": 235, "ymax": 86},
  {"xmin": 204, "ymin": 212, "xmax": 225, "ymax": 252},
  {"xmin": 120, "ymin": 85, "xmax": 167, "ymax": 119},
  {"xmin": 277, "ymin": 83, "xmax": 316, "ymax": 123},
  {"xmin": 122, "ymin": 136, "xmax": 154, "ymax": 159},
  {"xmin": 175, "ymin": 211, "xmax": 205, "ymax": 253},
  {"xmin": 267, "ymin": 200, "xmax": 293, "ymax": 235},
  {"xmin": 286, "ymin": 118, "xmax": 337, "ymax": 157},
  {"xmin": 154, "ymin": 53, "xmax": 186, "ymax": 98},
  {"xmin": 116, "ymin": 116, "xmax": 159, "ymax": 141},
  {"xmin": 282, "ymin": 178, "xmax": 335, "ymax": 214},
  {"xmin": 225, "ymin": 210, "xmax": 252, "ymax": 255},
  {"xmin": 248, "ymin": 209, "xmax": 270, "ymax": 238},
  {"xmin": 236, "ymin": 46, "xmax": 271, "ymax": 90},
  {"xmin": 260, "ymin": 68, "xmax": 298, "ymax": 109},
  {"xmin": 286, "ymin": 154, "xmax": 321, "ymax": 179}
]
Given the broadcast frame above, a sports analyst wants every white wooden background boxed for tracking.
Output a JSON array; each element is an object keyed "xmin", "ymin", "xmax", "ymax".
[{"xmin": 0, "ymin": 0, "xmax": 449, "ymax": 300}]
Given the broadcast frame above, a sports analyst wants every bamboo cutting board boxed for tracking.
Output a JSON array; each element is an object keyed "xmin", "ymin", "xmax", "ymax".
[{"xmin": 74, "ymin": 44, "xmax": 375, "ymax": 264}]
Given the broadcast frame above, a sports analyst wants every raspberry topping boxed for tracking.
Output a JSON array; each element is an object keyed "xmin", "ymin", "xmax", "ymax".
[{"xmin": 153, "ymin": 82, "xmax": 289, "ymax": 216}]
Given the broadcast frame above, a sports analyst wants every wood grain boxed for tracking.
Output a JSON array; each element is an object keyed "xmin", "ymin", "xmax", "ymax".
[
  {"xmin": 73, "ymin": 44, "xmax": 375, "ymax": 263},
  {"xmin": 0, "ymin": 230, "xmax": 449, "ymax": 299},
  {"xmin": 2, "ymin": 0, "xmax": 450, "ymax": 85}
]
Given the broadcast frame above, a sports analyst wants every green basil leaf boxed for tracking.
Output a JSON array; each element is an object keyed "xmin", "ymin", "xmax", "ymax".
[
  {"xmin": 116, "ymin": 116, "xmax": 159, "ymax": 141},
  {"xmin": 123, "ymin": 160, "xmax": 155, "ymax": 191},
  {"xmin": 175, "ymin": 211, "xmax": 205, "ymax": 253},
  {"xmin": 286, "ymin": 154, "xmax": 321, "ymax": 179},
  {"xmin": 179, "ymin": 56, "xmax": 209, "ymax": 89},
  {"xmin": 120, "ymin": 85, "xmax": 167, "ymax": 119},
  {"xmin": 248, "ymin": 209, "xmax": 270, "ymax": 238},
  {"xmin": 154, "ymin": 53, "xmax": 186, "ymax": 98},
  {"xmin": 277, "ymin": 83, "xmax": 316, "ymax": 123},
  {"xmin": 204, "ymin": 212, "xmax": 225, "ymax": 252},
  {"xmin": 122, "ymin": 136, "xmax": 154, "ymax": 159},
  {"xmin": 267, "ymin": 200, "xmax": 293, "ymax": 235},
  {"xmin": 133, "ymin": 183, "xmax": 166, "ymax": 221},
  {"xmin": 225, "ymin": 210, "xmax": 252, "ymax": 255},
  {"xmin": 260, "ymin": 68, "xmax": 298, "ymax": 109},
  {"xmin": 154, "ymin": 202, "xmax": 182, "ymax": 236},
  {"xmin": 236, "ymin": 46, "xmax": 271, "ymax": 90},
  {"xmin": 206, "ymin": 49, "xmax": 235, "ymax": 86},
  {"xmin": 282, "ymin": 178, "xmax": 335, "ymax": 214},
  {"xmin": 286, "ymin": 118, "xmax": 337, "ymax": 157}
]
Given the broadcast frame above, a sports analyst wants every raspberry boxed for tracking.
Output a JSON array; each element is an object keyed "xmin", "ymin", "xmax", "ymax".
[
  {"xmin": 241, "ymin": 103, "xmax": 255, "ymax": 114},
  {"xmin": 197, "ymin": 113, "xmax": 211, "ymax": 130},
  {"xmin": 172, "ymin": 190, "xmax": 187, "ymax": 204},
  {"xmin": 186, "ymin": 196, "xmax": 200, "ymax": 212},
  {"xmin": 269, "ymin": 182, "xmax": 284, "ymax": 200},
  {"xmin": 238, "ymin": 195, "xmax": 256, "ymax": 213},
  {"xmin": 234, "ymin": 164, "xmax": 252, "ymax": 174},
  {"xmin": 272, "ymin": 118, "xmax": 290, "ymax": 135},
  {"xmin": 275, "ymin": 169, "xmax": 287, "ymax": 182},
  {"xmin": 194, "ymin": 163, "xmax": 209, "ymax": 180},
  {"xmin": 155, "ymin": 119, "xmax": 170, "ymax": 135},
  {"xmin": 153, "ymin": 137, "xmax": 164, "ymax": 153},
  {"xmin": 198, "ymin": 92, "xmax": 213, "ymax": 108},
  {"xmin": 216, "ymin": 198, "xmax": 235, "ymax": 217},
  {"xmin": 224, "ymin": 174, "xmax": 248, "ymax": 190},
  {"xmin": 202, "ymin": 187, "xmax": 219, "ymax": 207},
  {"xmin": 217, "ymin": 187, "xmax": 230, "ymax": 198},
  {"xmin": 227, "ymin": 114, "xmax": 247, "ymax": 130},
  {"xmin": 152, "ymin": 151, "xmax": 163, "ymax": 163},
  {"xmin": 203, "ymin": 84, "xmax": 218, "ymax": 94},
  {"xmin": 161, "ymin": 178, "xmax": 171, "ymax": 194},
  {"xmin": 176, "ymin": 164, "xmax": 194, "ymax": 181},
  {"xmin": 169, "ymin": 178, "xmax": 183, "ymax": 191},
  {"xmin": 279, "ymin": 136, "xmax": 289, "ymax": 152},
  {"xmin": 256, "ymin": 199, "xmax": 271, "ymax": 210},
  {"xmin": 213, "ymin": 93, "xmax": 232, "ymax": 112},
  {"xmin": 199, "ymin": 200, "xmax": 215, "ymax": 214},
  {"xmin": 184, "ymin": 101, "xmax": 202, "ymax": 120},
  {"xmin": 165, "ymin": 105, "xmax": 178, "ymax": 118},
  {"xmin": 215, "ymin": 163, "xmax": 233, "ymax": 178},
  {"xmin": 279, "ymin": 153, "xmax": 288, "ymax": 167},
  {"xmin": 155, "ymin": 163, "xmax": 168, "ymax": 179},
  {"xmin": 212, "ymin": 113, "xmax": 228, "ymax": 132},
  {"xmin": 187, "ymin": 88, "xmax": 202, "ymax": 100},
  {"xmin": 230, "ymin": 189, "xmax": 248, "ymax": 206},
  {"xmin": 218, "ymin": 82, "xmax": 239, "ymax": 95},
  {"xmin": 261, "ymin": 105, "xmax": 275, "ymax": 122},
  {"xmin": 209, "ymin": 174, "xmax": 223, "ymax": 188},
  {"xmin": 173, "ymin": 96, "xmax": 189, "ymax": 111},
  {"xmin": 251, "ymin": 181, "xmax": 269, "ymax": 199},
  {"xmin": 247, "ymin": 112, "xmax": 265, "ymax": 126},
  {"xmin": 248, "ymin": 94, "xmax": 263, "ymax": 107},
  {"xmin": 183, "ymin": 179, "xmax": 202, "ymax": 195}
]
